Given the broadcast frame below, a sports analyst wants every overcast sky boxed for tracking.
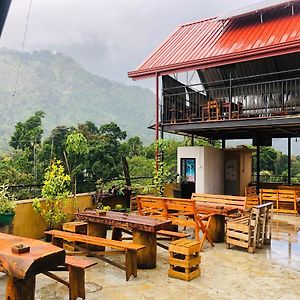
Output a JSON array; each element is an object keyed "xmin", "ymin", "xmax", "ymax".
[{"xmin": 1, "ymin": 0, "xmax": 262, "ymax": 89}]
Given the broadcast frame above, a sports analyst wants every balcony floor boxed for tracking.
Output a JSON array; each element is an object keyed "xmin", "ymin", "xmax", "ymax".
[{"xmin": 163, "ymin": 114, "xmax": 300, "ymax": 139}]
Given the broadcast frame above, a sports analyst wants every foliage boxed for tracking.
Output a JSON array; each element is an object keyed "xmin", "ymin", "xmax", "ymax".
[
  {"xmin": 0, "ymin": 184, "xmax": 16, "ymax": 213},
  {"xmin": 32, "ymin": 160, "xmax": 71, "ymax": 229},
  {"xmin": 9, "ymin": 111, "xmax": 45, "ymax": 151}
]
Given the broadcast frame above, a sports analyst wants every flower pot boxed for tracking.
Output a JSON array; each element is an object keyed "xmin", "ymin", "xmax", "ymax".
[{"xmin": 0, "ymin": 212, "xmax": 15, "ymax": 226}]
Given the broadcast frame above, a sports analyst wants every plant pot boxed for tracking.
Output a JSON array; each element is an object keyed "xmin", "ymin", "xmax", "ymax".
[{"xmin": 0, "ymin": 212, "xmax": 15, "ymax": 226}]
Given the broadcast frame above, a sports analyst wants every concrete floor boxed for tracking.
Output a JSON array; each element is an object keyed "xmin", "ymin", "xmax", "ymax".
[{"xmin": 1, "ymin": 214, "xmax": 300, "ymax": 300}]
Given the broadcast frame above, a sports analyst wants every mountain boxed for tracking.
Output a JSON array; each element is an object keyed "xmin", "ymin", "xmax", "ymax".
[{"xmin": 0, "ymin": 49, "xmax": 155, "ymax": 150}]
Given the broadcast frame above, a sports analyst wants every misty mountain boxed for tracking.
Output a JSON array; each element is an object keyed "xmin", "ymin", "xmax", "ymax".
[{"xmin": 0, "ymin": 49, "xmax": 155, "ymax": 150}]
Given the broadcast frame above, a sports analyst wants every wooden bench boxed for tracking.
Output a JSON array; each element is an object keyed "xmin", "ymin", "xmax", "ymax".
[
  {"xmin": 260, "ymin": 189, "xmax": 298, "ymax": 215},
  {"xmin": 45, "ymin": 229, "xmax": 145, "ymax": 281},
  {"xmin": 44, "ymin": 256, "xmax": 97, "ymax": 300},
  {"xmin": 136, "ymin": 195, "xmax": 214, "ymax": 251},
  {"xmin": 191, "ymin": 193, "xmax": 246, "ymax": 213}
]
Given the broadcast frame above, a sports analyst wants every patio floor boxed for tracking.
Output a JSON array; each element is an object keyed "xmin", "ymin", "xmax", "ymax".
[{"xmin": 0, "ymin": 214, "xmax": 299, "ymax": 300}]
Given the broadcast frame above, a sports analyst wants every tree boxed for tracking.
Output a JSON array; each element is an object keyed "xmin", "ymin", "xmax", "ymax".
[
  {"xmin": 66, "ymin": 131, "xmax": 89, "ymax": 196},
  {"xmin": 10, "ymin": 111, "xmax": 45, "ymax": 151}
]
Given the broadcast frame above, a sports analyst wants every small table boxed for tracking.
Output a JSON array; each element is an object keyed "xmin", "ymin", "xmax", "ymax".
[
  {"xmin": 196, "ymin": 204, "xmax": 239, "ymax": 242},
  {"xmin": 0, "ymin": 233, "xmax": 65, "ymax": 300},
  {"xmin": 75, "ymin": 211, "xmax": 171, "ymax": 269}
]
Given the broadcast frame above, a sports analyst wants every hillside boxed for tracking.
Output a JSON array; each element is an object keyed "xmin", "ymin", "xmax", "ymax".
[{"xmin": 0, "ymin": 49, "xmax": 155, "ymax": 150}]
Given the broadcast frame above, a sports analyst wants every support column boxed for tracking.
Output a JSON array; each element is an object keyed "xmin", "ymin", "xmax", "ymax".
[
  {"xmin": 256, "ymin": 146, "xmax": 260, "ymax": 195},
  {"xmin": 191, "ymin": 135, "xmax": 194, "ymax": 146},
  {"xmin": 288, "ymin": 137, "xmax": 291, "ymax": 185},
  {"xmin": 155, "ymin": 73, "xmax": 159, "ymax": 171},
  {"xmin": 222, "ymin": 139, "xmax": 226, "ymax": 149}
]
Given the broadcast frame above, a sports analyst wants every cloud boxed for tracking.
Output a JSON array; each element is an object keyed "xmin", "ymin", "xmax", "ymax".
[{"xmin": 1, "ymin": 0, "xmax": 262, "ymax": 86}]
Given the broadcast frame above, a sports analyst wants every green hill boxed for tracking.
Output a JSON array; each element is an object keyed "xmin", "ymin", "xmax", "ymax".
[{"xmin": 0, "ymin": 49, "xmax": 155, "ymax": 150}]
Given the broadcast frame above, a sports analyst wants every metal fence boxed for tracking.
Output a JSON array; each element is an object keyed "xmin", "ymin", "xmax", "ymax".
[{"xmin": 163, "ymin": 73, "xmax": 300, "ymax": 123}]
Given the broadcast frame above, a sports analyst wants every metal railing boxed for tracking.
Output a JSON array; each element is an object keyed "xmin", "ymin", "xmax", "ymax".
[{"xmin": 162, "ymin": 73, "xmax": 300, "ymax": 124}]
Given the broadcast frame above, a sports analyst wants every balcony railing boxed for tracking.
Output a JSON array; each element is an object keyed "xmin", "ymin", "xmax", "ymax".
[{"xmin": 162, "ymin": 74, "xmax": 300, "ymax": 124}]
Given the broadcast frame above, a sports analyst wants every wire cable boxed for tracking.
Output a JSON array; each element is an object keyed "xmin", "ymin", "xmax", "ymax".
[{"xmin": 13, "ymin": 0, "xmax": 33, "ymax": 97}]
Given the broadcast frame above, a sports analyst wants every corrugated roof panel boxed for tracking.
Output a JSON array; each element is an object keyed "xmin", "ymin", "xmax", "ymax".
[{"xmin": 129, "ymin": 4, "xmax": 300, "ymax": 79}]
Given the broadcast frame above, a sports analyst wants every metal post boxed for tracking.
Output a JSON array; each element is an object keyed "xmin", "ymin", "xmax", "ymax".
[
  {"xmin": 229, "ymin": 71, "xmax": 232, "ymax": 119},
  {"xmin": 256, "ymin": 145, "xmax": 260, "ymax": 195},
  {"xmin": 191, "ymin": 135, "xmax": 194, "ymax": 146},
  {"xmin": 155, "ymin": 73, "xmax": 159, "ymax": 171},
  {"xmin": 288, "ymin": 137, "xmax": 291, "ymax": 185},
  {"xmin": 222, "ymin": 139, "xmax": 226, "ymax": 149}
]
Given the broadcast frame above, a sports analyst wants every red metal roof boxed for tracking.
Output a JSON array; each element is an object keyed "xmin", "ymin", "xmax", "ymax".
[{"xmin": 128, "ymin": 4, "xmax": 300, "ymax": 80}]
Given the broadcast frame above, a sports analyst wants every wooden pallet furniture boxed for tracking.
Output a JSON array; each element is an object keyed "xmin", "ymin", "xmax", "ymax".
[
  {"xmin": 260, "ymin": 189, "xmax": 298, "ymax": 215},
  {"xmin": 136, "ymin": 195, "xmax": 214, "ymax": 251},
  {"xmin": 156, "ymin": 230, "xmax": 190, "ymax": 250},
  {"xmin": 256, "ymin": 203, "xmax": 273, "ymax": 247},
  {"xmin": 44, "ymin": 256, "xmax": 97, "ymax": 300},
  {"xmin": 45, "ymin": 229, "xmax": 145, "ymax": 281},
  {"xmin": 245, "ymin": 186, "xmax": 259, "ymax": 208},
  {"xmin": 226, "ymin": 203, "xmax": 273, "ymax": 253},
  {"xmin": 168, "ymin": 239, "xmax": 201, "ymax": 281},
  {"xmin": 75, "ymin": 211, "xmax": 171, "ymax": 269}
]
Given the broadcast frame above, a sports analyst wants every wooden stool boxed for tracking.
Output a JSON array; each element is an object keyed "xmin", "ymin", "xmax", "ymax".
[
  {"xmin": 63, "ymin": 221, "xmax": 87, "ymax": 251},
  {"xmin": 63, "ymin": 221, "xmax": 87, "ymax": 234},
  {"xmin": 168, "ymin": 239, "xmax": 201, "ymax": 281}
]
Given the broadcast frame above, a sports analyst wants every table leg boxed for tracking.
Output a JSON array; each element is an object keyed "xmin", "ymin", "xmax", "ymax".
[
  {"xmin": 111, "ymin": 227, "xmax": 122, "ymax": 241},
  {"xmin": 132, "ymin": 230, "xmax": 156, "ymax": 269},
  {"xmin": 87, "ymin": 222, "xmax": 107, "ymax": 251},
  {"xmin": 6, "ymin": 275, "xmax": 35, "ymax": 300},
  {"xmin": 207, "ymin": 215, "xmax": 225, "ymax": 243}
]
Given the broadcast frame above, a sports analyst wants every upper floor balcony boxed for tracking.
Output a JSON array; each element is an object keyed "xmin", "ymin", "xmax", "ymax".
[{"xmin": 162, "ymin": 72, "xmax": 300, "ymax": 125}]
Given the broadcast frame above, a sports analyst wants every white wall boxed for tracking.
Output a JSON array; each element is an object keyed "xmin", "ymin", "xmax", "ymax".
[
  {"xmin": 203, "ymin": 147, "xmax": 224, "ymax": 194},
  {"xmin": 177, "ymin": 146, "xmax": 204, "ymax": 193},
  {"xmin": 177, "ymin": 146, "xmax": 224, "ymax": 194}
]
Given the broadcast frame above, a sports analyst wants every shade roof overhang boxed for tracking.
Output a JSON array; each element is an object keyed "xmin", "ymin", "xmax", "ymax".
[
  {"xmin": 161, "ymin": 115, "xmax": 300, "ymax": 140},
  {"xmin": 128, "ymin": 1, "xmax": 300, "ymax": 80},
  {"xmin": 0, "ymin": 0, "xmax": 11, "ymax": 37}
]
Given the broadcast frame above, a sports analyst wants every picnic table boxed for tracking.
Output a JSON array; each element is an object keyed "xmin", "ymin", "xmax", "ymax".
[
  {"xmin": 196, "ymin": 203, "xmax": 238, "ymax": 242},
  {"xmin": 0, "ymin": 233, "xmax": 65, "ymax": 300},
  {"xmin": 75, "ymin": 210, "xmax": 171, "ymax": 269}
]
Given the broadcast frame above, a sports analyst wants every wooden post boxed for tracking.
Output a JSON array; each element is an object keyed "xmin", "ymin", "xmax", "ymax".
[
  {"xmin": 6, "ymin": 275, "xmax": 36, "ymax": 300},
  {"xmin": 132, "ymin": 230, "xmax": 157, "ymax": 269},
  {"xmin": 69, "ymin": 266, "xmax": 85, "ymax": 300}
]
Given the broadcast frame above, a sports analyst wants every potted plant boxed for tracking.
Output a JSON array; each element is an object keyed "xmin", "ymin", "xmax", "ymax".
[
  {"xmin": 0, "ymin": 184, "xmax": 16, "ymax": 225},
  {"xmin": 33, "ymin": 160, "xmax": 71, "ymax": 230}
]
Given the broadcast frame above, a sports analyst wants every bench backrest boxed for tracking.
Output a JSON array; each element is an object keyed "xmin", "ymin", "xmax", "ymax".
[
  {"xmin": 136, "ymin": 195, "xmax": 198, "ymax": 226},
  {"xmin": 191, "ymin": 193, "xmax": 246, "ymax": 211},
  {"xmin": 260, "ymin": 189, "xmax": 297, "ymax": 214},
  {"xmin": 245, "ymin": 186, "xmax": 259, "ymax": 208}
]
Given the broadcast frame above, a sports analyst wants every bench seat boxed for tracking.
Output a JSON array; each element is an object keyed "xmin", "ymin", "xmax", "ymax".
[{"xmin": 45, "ymin": 230, "xmax": 145, "ymax": 281}]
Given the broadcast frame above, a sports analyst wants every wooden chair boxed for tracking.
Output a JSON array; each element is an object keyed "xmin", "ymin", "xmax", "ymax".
[{"xmin": 226, "ymin": 203, "xmax": 273, "ymax": 253}]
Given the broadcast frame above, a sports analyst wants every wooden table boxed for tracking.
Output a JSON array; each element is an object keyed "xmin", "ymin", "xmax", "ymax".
[
  {"xmin": 75, "ymin": 211, "xmax": 171, "ymax": 269},
  {"xmin": 196, "ymin": 204, "xmax": 238, "ymax": 242},
  {"xmin": 0, "ymin": 233, "xmax": 65, "ymax": 300}
]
